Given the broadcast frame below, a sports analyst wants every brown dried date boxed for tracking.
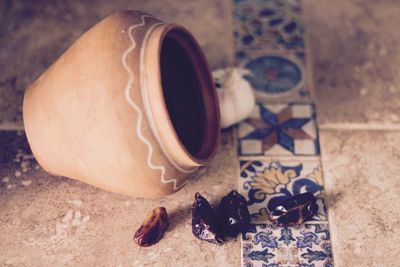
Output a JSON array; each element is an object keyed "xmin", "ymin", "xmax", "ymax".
[
  {"xmin": 192, "ymin": 192, "xmax": 225, "ymax": 244},
  {"xmin": 192, "ymin": 191, "xmax": 251, "ymax": 244},
  {"xmin": 269, "ymin": 192, "xmax": 318, "ymax": 227},
  {"xmin": 134, "ymin": 207, "xmax": 169, "ymax": 247}
]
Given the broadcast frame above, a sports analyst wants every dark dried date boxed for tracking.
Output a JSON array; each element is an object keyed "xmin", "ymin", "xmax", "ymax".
[
  {"xmin": 192, "ymin": 193, "xmax": 225, "ymax": 244},
  {"xmin": 134, "ymin": 207, "xmax": 169, "ymax": 247},
  {"xmin": 218, "ymin": 190, "xmax": 251, "ymax": 237},
  {"xmin": 269, "ymin": 192, "xmax": 318, "ymax": 226}
]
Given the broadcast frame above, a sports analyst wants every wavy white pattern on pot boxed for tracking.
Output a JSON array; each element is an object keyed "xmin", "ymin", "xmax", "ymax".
[
  {"xmin": 122, "ymin": 14, "xmax": 189, "ymax": 191},
  {"xmin": 139, "ymin": 19, "xmax": 199, "ymax": 176}
]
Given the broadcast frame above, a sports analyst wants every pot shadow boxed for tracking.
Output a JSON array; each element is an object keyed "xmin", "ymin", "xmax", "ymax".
[
  {"xmin": 167, "ymin": 203, "xmax": 192, "ymax": 232},
  {"xmin": 187, "ymin": 167, "xmax": 208, "ymax": 184},
  {"xmin": 322, "ymin": 190, "xmax": 345, "ymax": 211}
]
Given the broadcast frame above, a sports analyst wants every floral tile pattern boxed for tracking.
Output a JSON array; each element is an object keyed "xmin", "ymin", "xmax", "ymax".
[
  {"xmin": 239, "ymin": 159, "xmax": 327, "ymax": 223},
  {"xmin": 238, "ymin": 50, "xmax": 311, "ymax": 100},
  {"xmin": 242, "ymin": 223, "xmax": 333, "ymax": 267},
  {"xmin": 233, "ymin": 0, "xmax": 304, "ymax": 54},
  {"xmin": 238, "ymin": 103, "xmax": 319, "ymax": 156},
  {"xmin": 233, "ymin": 0, "xmax": 311, "ymax": 101},
  {"xmin": 244, "ymin": 55, "xmax": 302, "ymax": 94}
]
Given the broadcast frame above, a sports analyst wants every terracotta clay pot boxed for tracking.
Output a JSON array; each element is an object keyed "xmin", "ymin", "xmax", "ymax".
[{"xmin": 23, "ymin": 11, "xmax": 220, "ymax": 197}]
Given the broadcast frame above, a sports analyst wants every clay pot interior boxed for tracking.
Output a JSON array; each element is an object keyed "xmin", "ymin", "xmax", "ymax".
[{"xmin": 159, "ymin": 28, "xmax": 219, "ymax": 163}]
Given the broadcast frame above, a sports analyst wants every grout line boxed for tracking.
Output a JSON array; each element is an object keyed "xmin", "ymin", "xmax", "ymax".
[
  {"xmin": 303, "ymin": 220, "xmax": 330, "ymax": 225},
  {"xmin": 249, "ymin": 221, "xmax": 330, "ymax": 226},
  {"xmin": 0, "ymin": 124, "xmax": 24, "ymax": 130},
  {"xmin": 319, "ymin": 123, "xmax": 400, "ymax": 131},
  {"xmin": 304, "ymin": 5, "xmax": 338, "ymax": 266},
  {"xmin": 238, "ymin": 155, "xmax": 321, "ymax": 162}
]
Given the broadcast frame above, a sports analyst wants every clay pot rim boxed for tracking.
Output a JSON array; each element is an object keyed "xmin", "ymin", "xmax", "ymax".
[{"xmin": 143, "ymin": 23, "xmax": 220, "ymax": 168}]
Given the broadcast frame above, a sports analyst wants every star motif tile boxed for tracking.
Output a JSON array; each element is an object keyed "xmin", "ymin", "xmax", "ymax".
[
  {"xmin": 242, "ymin": 223, "xmax": 333, "ymax": 267},
  {"xmin": 238, "ymin": 103, "xmax": 319, "ymax": 156}
]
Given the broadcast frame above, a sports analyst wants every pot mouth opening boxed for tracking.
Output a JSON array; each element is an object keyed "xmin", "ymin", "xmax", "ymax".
[{"xmin": 159, "ymin": 27, "xmax": 219, "ymax": 163}]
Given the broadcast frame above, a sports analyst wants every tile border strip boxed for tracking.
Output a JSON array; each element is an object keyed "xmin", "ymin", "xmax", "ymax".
[{"xmin": 232, "ymin": 0, "xmax": 334, "ymax": 266}]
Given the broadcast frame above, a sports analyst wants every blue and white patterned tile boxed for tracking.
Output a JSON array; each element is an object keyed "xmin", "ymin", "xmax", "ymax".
[
  {"xmin": 233, "ymin": 0, "xmax": 304, "ymax": 54},
  {"xmin": 239, "ymin": 159, "xmax": 327, "ymax": 223},
  {"xmin": 242, "ymin": 223, "xmax": 333, "ymax": 267},
  {"xmin": 238, "ymin": 103, "xmax": 319, "ymax": 156},
  {"xmin": 237, "ymin": 50, "xmax": 311, "ymax": 101}
]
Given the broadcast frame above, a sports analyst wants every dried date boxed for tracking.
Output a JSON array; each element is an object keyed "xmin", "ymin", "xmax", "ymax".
[
  {"xmin": 134, "ymin": 207, "xmax": 169, "ymax": 247},
  {"xmin": 269, "ymin": 192, "xmax": 318, "ymax": 227},
  {"xmin": 192, "ymin": 190, "xmax": 251, "ymax": 244},
  {"xmin": 192, "ymin": 192, "xmax": 225, "ymax": 244},
  {"xmin": 218, "ymin": 190, "xmax": 251, "ymax": 237}
]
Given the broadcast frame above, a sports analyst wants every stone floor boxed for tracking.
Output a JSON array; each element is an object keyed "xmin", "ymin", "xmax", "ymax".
[
  {"xmin": 320, "ymin": 130, "xmax": 400, "ymax": 267},
  {"xmin": 304, "ymin": 0, "xmax": 400, "ymax": 126},
  {"xmin": 305, "ymin": 1, "xmax": 400, "ymax": 266},
  {"xmin": 1, "ymin": 0, "xmax": 400, "ymax": 266},
  {"xmin": 0, "ymin": 130, "xmax": 240, "ymax": 267}
]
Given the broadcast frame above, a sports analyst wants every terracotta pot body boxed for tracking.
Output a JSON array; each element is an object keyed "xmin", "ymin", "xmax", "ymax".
[{"xmin": 23, "ymin": 11, "xmax": 220, "ymax": 197}]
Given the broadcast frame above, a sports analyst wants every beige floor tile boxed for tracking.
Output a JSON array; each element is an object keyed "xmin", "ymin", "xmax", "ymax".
[
  {"xmin": 320, "ymin": 130, "xmax": 400, "ymax": 266},
  {"xmin": 0, "ymin": 0, "xmax": 233, "ymax": 125},
  {"xmin": 0, "ymin": 131, "xmax": 240, "ymax": 266},
  {"xmin": 304, "ymin": 0, "xmax": 400, "ymax": 125}
]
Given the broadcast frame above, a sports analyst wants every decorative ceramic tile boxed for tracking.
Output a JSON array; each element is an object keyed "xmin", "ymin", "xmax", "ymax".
[
  {"xmin": 233, "ymin": 1, "xmax": 333, "ymax": 266},
  {"xmin": 238, "ymin": 51, "xmax": 310, "ymax": 100},
  {"xmin": 242, "ymin": 223, "xmax": 333, "ymax": 267},
  {"xmin": 233, "ymin": 0, "xmax": 304, "ymax": 54},
  {"xmin": 239, "ymin": 159, "xmax": 327, "ymax": 224},
  {"xmin": 238, "ymin": 103, "xmax": 319, "ymax": 156},
  {"xmin": 233, "ymin": 0, "xmax": 311, "ymax": 102}
]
